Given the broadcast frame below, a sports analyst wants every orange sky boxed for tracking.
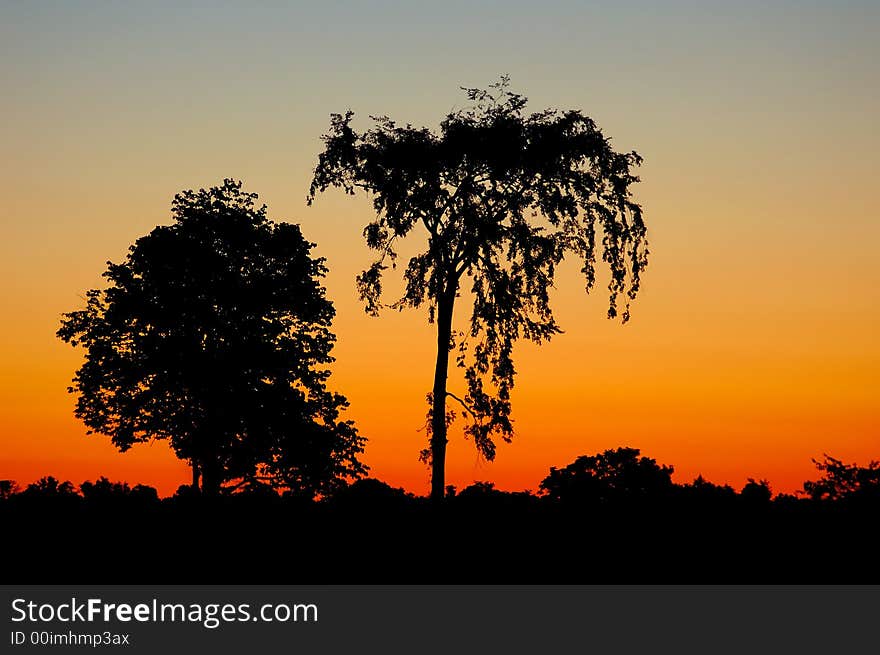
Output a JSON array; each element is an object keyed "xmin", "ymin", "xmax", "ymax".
[{"xmin": 1, "ymin": 2, "xmax": 878, "ymax": 496}]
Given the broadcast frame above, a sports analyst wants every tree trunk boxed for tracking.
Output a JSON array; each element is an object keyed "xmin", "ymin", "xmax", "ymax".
[
  {"xmin": 191, "ymin": 459, "xmax": 201, "ymax": 491},
  {"xmin": 200, "ymin": 455, "xmax": 221, "ymax": 496},
  {"xmin": 430, "ymin": 282, "xmax": 457, "ymax": 501}
]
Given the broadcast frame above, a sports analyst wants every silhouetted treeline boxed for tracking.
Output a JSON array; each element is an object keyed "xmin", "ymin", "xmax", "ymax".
[{"xmin": 2, "ymin": 449, "xmax": 878, "ymax": 583}]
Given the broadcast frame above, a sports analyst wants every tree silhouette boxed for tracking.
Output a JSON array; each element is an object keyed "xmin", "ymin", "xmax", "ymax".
[
  {"xmin": 802, "ymin": 454, "xmax": 880, "ymax": 501},
  {"xmin": 539, "ymin": 447, "xmax": 673, "ymax": 504},
  {"xmin": 0, "ymin": 480, "xmax": 20, "ymax": 500},
  {"xmin": 22, "ymin": 476, "xmax": 78, "ymax": 499},
  {"xmin": 79, "ymin": 477, "xmax": 131, "ymax": 501},
  {"xmin": 309, "ymin": 77, "xmax": 647, "ymax": 499},
  {"xmin": 77, "ymin": 476, "xmax": 155, "ymax": 502},
  {"xmin": 677, "ymin": 474, "xmax": 738, "ymax": 510},
  {"xmin": 58, "ymin": 179, "xmax": 366, "ymax": 496},
  {"xmin": 740, "ymin": 478, "xmax": 772, "ymax": 504}
]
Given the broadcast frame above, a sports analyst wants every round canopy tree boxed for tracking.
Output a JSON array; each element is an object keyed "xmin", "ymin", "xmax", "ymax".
[
  {"xmin": 539, "ymin": 448, "xmax": 674, "ymax": 504},
  {"xmin": 309, "ymin": 78, "xmax": 647, "ymax": 500},
  {"xmin": 58, "ymin": 179, "xmax": 366, "ymax": 496}
]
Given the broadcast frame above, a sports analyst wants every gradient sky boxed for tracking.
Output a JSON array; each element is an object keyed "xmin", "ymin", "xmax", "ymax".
[{"xmin": 1, "ymin": 1, "xmax": 878, "ymax": 496}]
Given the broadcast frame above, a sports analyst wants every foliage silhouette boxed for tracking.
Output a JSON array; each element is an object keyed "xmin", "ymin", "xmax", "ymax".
[
  {"xmin": 539, "ymin": 447, "xmax": 673, "ymax": 504},
  {"xmin": 802, "ymin": 454, "xmax": 880, "ymax": 501},
  {"xmin": 674, "ymin": 475, "xmax": 739, "ymax": 516},
  {"xmin": 79, "ymin": 476, "xmax": 130, "ymax": 500},
  {"xmin": 2, "ymin": 449, "xmax": 880, "ymax": 582},
  {"xmin": 309, "ymin": 77, "xmax": 647, "ymax": 499},
  {"xmin": 456, "ymin": 480, "xmax": 501, "ymax": 499},
  {"xmin": 326, "ymin": 478, "xmax": 416, "ymax": 510},
  {"xmin": 22, "ymin": 476, "xmax": 78, "ymax": 498},
  {"xmin": 680, "ymin": 474, "xmax": 737, "ymax": 499},
  {"xmin": 0, "ymin": 480, "xmax": 20, "ymax": 500},
  {"xmin": 79, "ymin": 476, "xmax": 160, "ymax": 506},
  {"xmin": 740, "ymin": 478, "xmax": 772, "ymax": 505},
  {"xmin": 57, "ymin": 179, "xmax": 366, "ymax": 496}
]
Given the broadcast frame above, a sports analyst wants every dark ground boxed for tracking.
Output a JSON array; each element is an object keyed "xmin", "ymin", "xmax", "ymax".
[{"xmin": 2, "ymin": 485, "xmax": 877, "ymax": 583}]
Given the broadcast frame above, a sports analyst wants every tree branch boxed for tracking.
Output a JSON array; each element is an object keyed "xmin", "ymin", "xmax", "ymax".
[{"xmin": 446, "ymin": 391, "xmax": 480, "ymax": 422}]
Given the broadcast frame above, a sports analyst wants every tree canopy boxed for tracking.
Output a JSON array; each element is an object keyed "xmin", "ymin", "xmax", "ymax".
[
  {"xmin": 539, "ymin": 447, "xmax": 674, "ymax": 504},
  {"xmin": 309, "ymin": 77, "xmax": 647, "ymax": 499},
  {"xmin": 58, "ymin": 179, "xmax": 366, "ymax": 496},
  {"xmin": 802, "ymin": 455, "xmax": 880, "ymax": 501}
]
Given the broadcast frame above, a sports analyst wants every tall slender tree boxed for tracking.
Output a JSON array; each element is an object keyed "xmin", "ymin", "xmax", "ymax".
[
  {"xmin": 309, "ymin": 78, "xmax": 647, "ymax": 500},
  {"xmin": 58, "ymin": 179, "xmax": 366, "ymax": 496}
]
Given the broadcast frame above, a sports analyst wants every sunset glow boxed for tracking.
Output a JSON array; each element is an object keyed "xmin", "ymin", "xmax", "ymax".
[{"xmin": 2, "ymin": 1, "xmax": 877, "ymax": 497}]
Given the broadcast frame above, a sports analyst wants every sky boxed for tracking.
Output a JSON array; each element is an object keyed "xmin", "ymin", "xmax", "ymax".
[{"xmin": 1, "ymin": 1, "xmax": 878, "ymax": 496}]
